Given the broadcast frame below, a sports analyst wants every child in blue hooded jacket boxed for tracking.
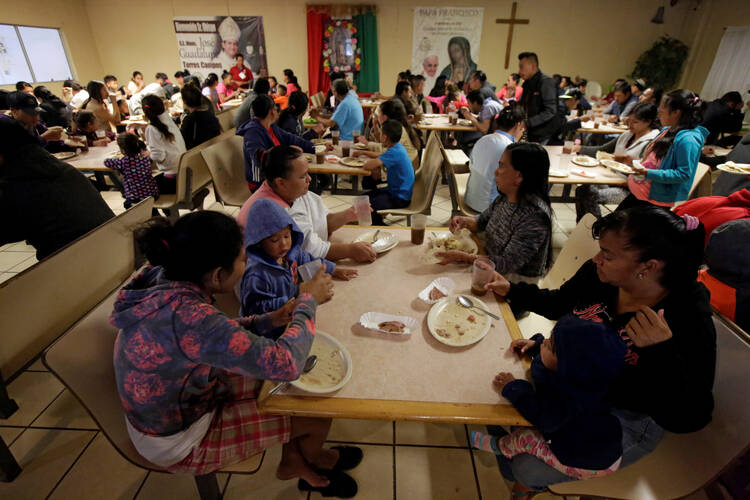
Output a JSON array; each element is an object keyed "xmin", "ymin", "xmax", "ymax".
[
  {"xmin": 241, "ymin": 198, "xmax": 358, "ymax": 337},
  {"xmin": 471, "ymin": 315, "xmax": 627, "ymax": 495}
]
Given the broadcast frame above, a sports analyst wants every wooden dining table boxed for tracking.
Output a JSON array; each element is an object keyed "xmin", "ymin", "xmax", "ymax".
[
  {"xmin": 544, "ymin": 145, "xmax": 628, "ymax": 203},
  {"xmin": 416, "ymin": 114, "xmax": 477, "ymax": 133},
  {"xmin": 65, "ymin": 141, "xmax": 125, "ymax": 191},
  {"xmin": 307, "ymin": 141, "xmax": 372, "ymax": 195},
  {"xmin": 576, "ymin": 121, "xmax": 629, "ymax": 135},
  {"xmin": 257, "ymin": 225, "xmax": 530, "ymax": 425}
]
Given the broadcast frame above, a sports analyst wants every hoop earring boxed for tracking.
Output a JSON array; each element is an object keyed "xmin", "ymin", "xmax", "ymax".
[{"xmin": 637, "ymin": 273, "xmax": 644, "ymax": 280}]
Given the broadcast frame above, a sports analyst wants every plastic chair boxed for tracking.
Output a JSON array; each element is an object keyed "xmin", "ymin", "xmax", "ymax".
[
  {"xmin": 447, "ymin": 168, "xmax": 479, "ymax": 217},
  {"xmin": 201, "ymin": 135, "xmax": 252, "ymax": 207},
  {"xmin": 549, "ymin": 314, "xmax": 750, "ymax": 499},
  {"xmin": 216, "ymin": 109, "xmax": 235, "ymax": 132},
  {"xmin": 43, "ymin": 289, "xmax": 264, "ymax": 500},
  {"xmin": 673, "ymin": 163, "xmax": 712, "ymax": 209},
  {"xmin": 586, "ymin": 81, "xmax": 602, "ymax": 99},
  {"xmin": 376, "ymin": 132, "xmax": 442, "ymax": 223},
  {"xmin": 516, "ymin": 214, "xmax": 599, "ymax": 338}
]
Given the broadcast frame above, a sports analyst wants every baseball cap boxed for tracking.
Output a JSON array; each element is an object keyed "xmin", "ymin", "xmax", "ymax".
[
  {"xmin": 9, "ymin": 91, "xmax": 42, "ymax": 115},
  {"xmin": 559, "ymin": 88, "xmax": 583, "ymax": 100}
]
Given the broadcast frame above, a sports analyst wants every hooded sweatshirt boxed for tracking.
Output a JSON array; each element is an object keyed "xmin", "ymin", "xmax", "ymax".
[
  {"xmin": 502, "ymin": 315, "xmax": 627, "ymax": 470},
  {"xmin": 644, "ymin": 126, "xmax": 709, "ymax": 203},
  {"xmin": 111, "ymin": 265, "xmax": 318, "ymax": 439},
  {"xmin": 240, "ymin": 199, "xmax": 334, "ymax": 336}
]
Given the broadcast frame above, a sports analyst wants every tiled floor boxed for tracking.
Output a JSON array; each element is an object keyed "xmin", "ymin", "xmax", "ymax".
[{"xmin": 0, "ymin": 183, "xmax": 661, "ymax": 499}]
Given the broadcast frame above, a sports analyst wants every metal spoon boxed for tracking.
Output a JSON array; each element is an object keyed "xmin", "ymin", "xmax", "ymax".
[
  {"xmin": 457, "ymin": 295, "xmax": 500, "ymax": 320},
  {"xmin": 268, "ymin": 355, "xmax": 318, "ymax": 396}
]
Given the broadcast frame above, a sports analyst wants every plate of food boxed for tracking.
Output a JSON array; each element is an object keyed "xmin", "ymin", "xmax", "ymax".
[
  {"xmin": 52, "ymin": 151, "xmax": 77, "ymax": 160},
  {"xmin": 595, "ymin": 151, "xmax": 615, "ymax": 161},
  {"xmin": 427, "ymin": 295, "xmax": 492, "ymax": 347},
  {"xmin": 303, "ymin": 118, "xmax": 318, "ymax": 125},
  {"xmin": 422, "ymin": 229, "xmax": 478, "ymax": 264},
  {"xmin": 457, "ymin": 119, "xmax": 473, "ymax": 127},
  {"xmin": 571, "ymin": 155, "xmax": 598, "ymax": 167},
  {"xmin": 548, "ymin": 168, "xmax": 569, "ymax": 178},
  {"xmin": 340, "ymin": 157, "xmax": 366, "ymax": 168},
  {"xmin": 359, "ymin": 312, "xmax": 419, "ymax": 335},
  {"xmin": 353, "ymin": 230, "xmax": 398, "ymax": 253},
  {"xmin": 312, "ymin": 138, "xmax": 328, "ymax": 145},
  {"xmin": 717, "ymin": 161, "xmax": 750, "ymax": 175},
  {"xmin": 600, "ymin": 158, "xmax": 634, "ymax": 175},
  {"xmin": 290, "ymin": 331, "xmax": 352, "ymax": 394},
  {"xmin": 353, "ymin": 143, "xmax": 368, "ymax": 150}
]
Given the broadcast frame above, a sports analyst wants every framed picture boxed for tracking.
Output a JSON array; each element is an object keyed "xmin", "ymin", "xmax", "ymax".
[{"xmin": 323, "ymin": 20, "xmax": 361, "ymax": 75}]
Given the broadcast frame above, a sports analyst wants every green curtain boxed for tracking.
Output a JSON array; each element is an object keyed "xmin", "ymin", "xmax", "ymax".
[{"xmin": 354, "ymin": 12, "xmax": 379, "ymax": 93}]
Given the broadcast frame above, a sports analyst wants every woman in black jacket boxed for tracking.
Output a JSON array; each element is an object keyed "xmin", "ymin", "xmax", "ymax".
[
  {"xmin": 485, "ymin": 206, "xmax": 716, "ymax": 491},
  {"xmin": 33, "ymin": 86, "xmax": 72, "ymax": 128}
]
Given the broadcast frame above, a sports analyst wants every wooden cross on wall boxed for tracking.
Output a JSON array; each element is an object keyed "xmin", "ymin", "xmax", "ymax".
[{"xmin": 496, "ymin": 2, "xmax": 530, "ymax": 69}]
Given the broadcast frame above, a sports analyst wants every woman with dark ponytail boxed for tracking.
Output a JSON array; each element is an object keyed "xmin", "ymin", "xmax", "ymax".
[
  {"xmin": 482, "ymin": 205, "xmax": 716, "ymax": 494},
  {"xmin": 624, "ymin": 89, "xmax": 709, "ymax": 208},
  {"xmin": 201, "ymin": 73, "xmax": 220, "ymax": 111},
  {"xmin": 112, "ymin": 211, "xmax": 360, "ymax": 495},
  {"xmin": 143, "ymin": 94, "xmax": 186, "ymax": 194}
]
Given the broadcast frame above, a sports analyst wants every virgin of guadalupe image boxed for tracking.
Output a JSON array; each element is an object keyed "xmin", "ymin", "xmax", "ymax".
[{"xmin": 439, "ymin": 36, "xmax": 477, "ymax": 83}]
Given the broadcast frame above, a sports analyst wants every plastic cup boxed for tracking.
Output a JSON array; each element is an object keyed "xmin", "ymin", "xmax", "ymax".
[
  {"xmin": 353, "ymin": 195, "xmax": 372, "ymax": 226},
  {"xmin": 411, "ymin": 214, "xmax": 426, "ymax": 245},
  {"xmin": 298, "ymin": 259, "xmax": 323, "ymax": 282},
  {"xmin": 352, "ymin": 129, "xmax": 361, "ymax": 143},
  {"xmin": 315, "ymin": 145, "xmax": 326, "ymax": 164},
  {"xmin": 332, "ymin": 130, "xmax": 340, "ymax": 146},
  {"xmin": 341, "ymin": 141, "xmax": 351, "ymax": 158},
  {"xmin": 471, "ymin": 257, "xmax": 495, "ymax": 296},
  {"xmin": 563, "ymin": 140, "xmax": 574, "ymax": 155}
]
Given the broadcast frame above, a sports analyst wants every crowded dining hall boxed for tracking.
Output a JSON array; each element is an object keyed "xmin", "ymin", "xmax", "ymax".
[{"xmin": 2, "ymin": 1, "xmax": 750, "ymax": 499}]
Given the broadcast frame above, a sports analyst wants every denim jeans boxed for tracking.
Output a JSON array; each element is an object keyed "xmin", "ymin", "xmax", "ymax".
[{"xmin": 489, "ymin": 409, "xmax": 664, "ymax": 491}]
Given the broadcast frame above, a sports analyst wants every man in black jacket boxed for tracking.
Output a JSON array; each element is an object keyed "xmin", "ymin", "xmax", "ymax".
[
  {"xmin": 517, "ymin": 52, "xmax": 560, "ymax": 144},
  {"xmin": 0, "ymin": 120, "xmax": 114, "ymax": 260},
  {"xmin": 701, "ymin": 91, "xmax": 745, "ymax": 146}
]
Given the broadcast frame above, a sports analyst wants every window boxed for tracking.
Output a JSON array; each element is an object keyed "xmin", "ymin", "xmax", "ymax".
[{"xmin": 0, "ymin": 24, "xmax": 73, "ymax": 86}]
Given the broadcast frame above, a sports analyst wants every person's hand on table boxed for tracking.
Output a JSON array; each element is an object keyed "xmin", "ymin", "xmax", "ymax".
[
  {"xmin": 449, "ymin": 215, "xmax": 478, "ymax": 233},
  {"xmin": 313, "ymin": 124, "xmax": 326, "ymax": 137},
  {"xmin": 324, "ymin": 143, "xmax": 334, "ymax": 152},
  {"xmin": 485, "ymin": 271, "xmax": 511, "ymax": 297},
  {"xmin": 460, "ymin": 107, "xmax": 472, "ymax": 120},
  {"xmin": 269, "ymin": 299, "xmax": 297, "ymax": 327},
  {"xmin": 607, "ymin": 115, "xmax": 618, "ymax": 123},
  {"xmin": 356, "ymin": 136, "xmax": 368, "ymax": 145},
  {"xmin": 493, "ymin": 372, "xmax": 516, "ymax": 392},
  {"xmin": 332, "ymin": 267, "xmax": 358, "ymax": 281},
  {"xmin": 572, "ymin": 144, "xmax": 581, "ymax": 153},
  {"xmin": 348, "ymin": 241, "xmax": 377, "ymax": 263},
  {"xmin": 299, "ymin": 266, "xmax": 334, "ymax": 304},
  {"xmin": 435, "ymin": 249, "xmax": 474, "ymax": 265},
  {"xmin": 702, "ymin": 146, "xmax": 715, "ymax": 156},
  {"xmin": 509, "ymin": 338, "xmax": 537, "ymax": 356},
  {"xmin": 625, "ymin": 306, "xmax": 673, "ymax": 347}
]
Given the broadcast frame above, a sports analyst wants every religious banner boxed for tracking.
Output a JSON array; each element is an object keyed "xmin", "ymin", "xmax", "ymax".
[
  {"xmin": 411, "ymin": 7, "xmax": 484, "ymax": 94},
  {"xmin": 322, "ymin": 19, "xmax": 361, "ymax": 77},
  {"xmin": 173, "ymin": 16, "xmax": 267, "ymax": 78}
]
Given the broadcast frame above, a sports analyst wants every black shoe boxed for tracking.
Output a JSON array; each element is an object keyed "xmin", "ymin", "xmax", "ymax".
[
  {"xmin": 298, "ymin": 469, "xmax": 358, "ymax": 498},
  {"xmin": 331, "ymin": 445, "xmax": 363, "ymax": 471}
]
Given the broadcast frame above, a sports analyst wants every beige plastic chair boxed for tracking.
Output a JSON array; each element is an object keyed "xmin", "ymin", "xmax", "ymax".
[
  {"xmin": 673, "ymin": 163, "xmax": 711, "ymax": 209},
  {"xmin": 549, "ymin": 314, "xmax": 750, "ymax": 499},
  {"xmin": 310, "ymin": 91, "xmax": 325, "ymax": 109},
  {"xmin": 586, "ymin": 80, "xmax": 602, "ymax": 99},
  {"xmin": 0, "ymin": 199, "xmax": 154, "ymax": 377},
  {"xmin": 376, "ymin": 131, "xmax": 443, "ymax": 223},
  {"xmin": 153, "ymin": 132, "xmax": 230, "ymax": 215},
  {"xmin": 201, "ymin": 135, "xmax": 251, "ymax": 207},
  {"xmin": 216, "ymin": 109, "xmax": 235, "ymax": 132},
  {"xmin": 447, "ymin": 168, "xmax": 479, "ymax": 217},
  {"xmin": 516, "ymin": 214, "xmax": 599, "ymax": 338}
]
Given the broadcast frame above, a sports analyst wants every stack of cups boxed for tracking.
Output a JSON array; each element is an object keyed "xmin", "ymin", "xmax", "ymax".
[{"xmin": 353, "ymin": 196, "xmax": 372, "ymax": 226}]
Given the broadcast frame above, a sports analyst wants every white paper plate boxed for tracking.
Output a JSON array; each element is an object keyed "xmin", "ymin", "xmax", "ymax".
[
  {"xmin": 427, "ymin": 295, "xmax": 492, "ymax": 347},
  {"xmin": 340, "ymin": 157, "xmax": 366, "ymax": 167},
  {"xmin": 290, "ymin": 331, "xmax": 352, "ymax": 394},
  {"xmin": 595, "ymin": 151, "xmax": 614, "ymax": 161},
  {"xmin": 353, "ymin": 230, "xmax": 398, "ymax": 253},
  {"xmin": 359, "ymin": 312, "xmax": 419, "ymax": 335},
  {"xmin": 353, "ymin": 143, "xmax": 368, "ymax": 150},
  {"xmin": 717, "ymin": 162, "xmax": 750, "ymax": 175},
  {"xmin": 571, "ymin": 155, "xmax": 598, "ymax": 167},
  {"xmin": 571, "ymin": 168, "xmax": 596, "ymax": 179},
  {"xmin": 600, "ymin": 159, "xmax": 634, "ymax": 175},
  {"xmin": 418, "ymin": 277, "xmax": 456, "ymax": 304},
  {"xmin": 548, "ymin": 168, "xmax": 569, "ymax": 178},
  {"xmin": 52, "ymin": 151, "xmax": 76, "ymax": 160}
]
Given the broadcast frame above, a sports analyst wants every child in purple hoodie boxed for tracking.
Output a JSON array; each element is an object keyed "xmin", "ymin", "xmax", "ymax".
[{"xmin": 112, "ymin": 211, "xmax": 360, "ymax": 496}]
